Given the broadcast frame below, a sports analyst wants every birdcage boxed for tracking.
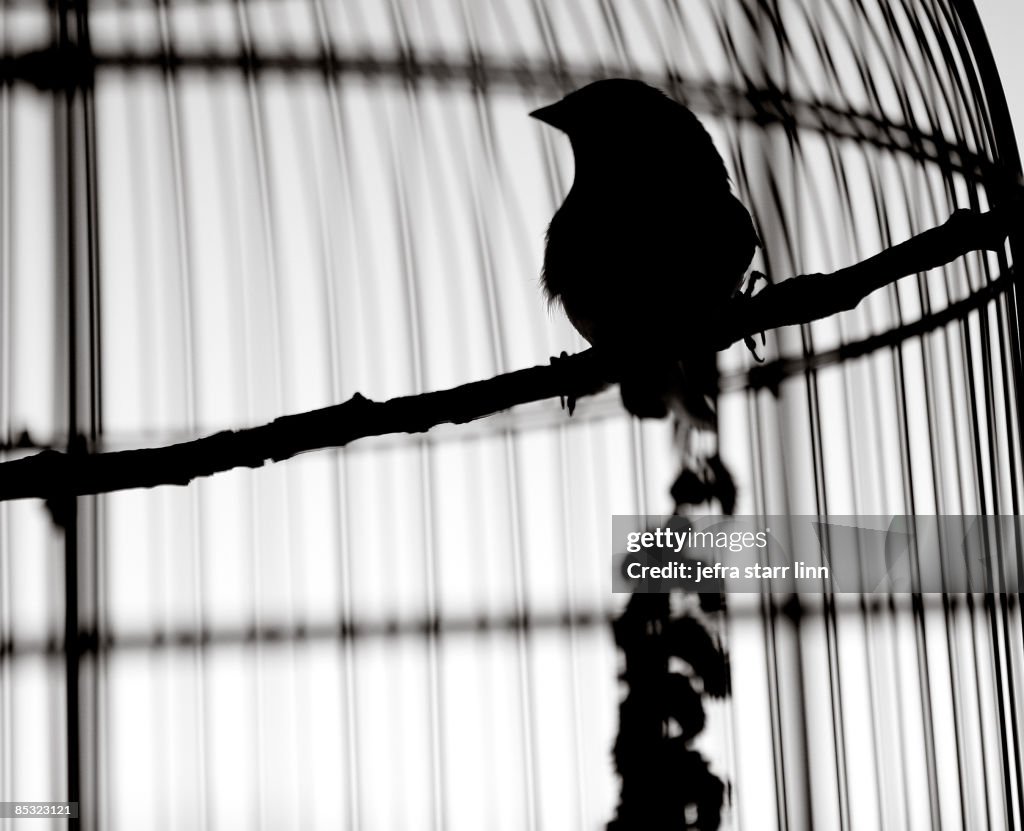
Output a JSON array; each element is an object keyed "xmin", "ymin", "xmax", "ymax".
[{"xmin": 0, "ymin": 0, "xmax": 1022, "ymax": 829}]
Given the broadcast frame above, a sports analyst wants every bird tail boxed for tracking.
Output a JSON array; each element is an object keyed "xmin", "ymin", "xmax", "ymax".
[
  {"xmin": 666, "ymin": 353, "xmax": 736, "ymax": 515},
  {"xmin": 617, "ymin": 351, "xmax": 718, "ymax": 422},
  {"xmin": 615, "ymin": 351, "xmax": 737, "ymax": 514}
]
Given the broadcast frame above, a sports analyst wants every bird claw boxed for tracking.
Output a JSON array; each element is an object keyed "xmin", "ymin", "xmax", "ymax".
[
  {"xmin": 744, "ymin": 269, "xmax": 768, "ymax": 298},
  {"xmin": 742, "ymin": 270, "xmax": 768, "ymax": 361},
  {"xmin": 744, "ymin": 335, "xmax": 766, "ymax": 363},
  {"xmin": 550, "ymin": 350, "xmax": 577, "ymax": 416}
]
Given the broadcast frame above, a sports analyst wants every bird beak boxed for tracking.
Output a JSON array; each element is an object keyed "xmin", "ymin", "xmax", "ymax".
[{"xmin": 529, "ymin": 101, "xmax": 567, "ymax": 130}]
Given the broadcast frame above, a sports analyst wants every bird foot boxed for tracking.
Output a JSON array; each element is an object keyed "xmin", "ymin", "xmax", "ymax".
[
  {"xmin": 744, "ymin": 334, "xmax": 766, "ymax": 362},
  {"xmin": 550, "ymin": 350, "xmax": 577, "ymax": 415},
  {"xmin": 744, "ymin": 269, "xmax": 768, "ymax": 298},
  {"xmin": 742, "ymin": 270, "xmax": 768, "ymax": 362}
]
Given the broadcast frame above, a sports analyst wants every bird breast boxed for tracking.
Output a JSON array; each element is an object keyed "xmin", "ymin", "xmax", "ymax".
[{"xmin": 541, "ymin": 182, "xmax": 756, "ymax": 351}]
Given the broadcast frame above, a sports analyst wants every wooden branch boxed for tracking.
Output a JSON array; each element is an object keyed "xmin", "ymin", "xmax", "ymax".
[
  {"xmin": 714, "ymin": 199, "xmax": 1020, "ymax": 349},
  {"xmin": 1, "ymin": 200, "xmax": 1019, "ymax": 503},
  {"xmin": 0, "ymin": 357, "xmax": 612, "ymax": 502}
]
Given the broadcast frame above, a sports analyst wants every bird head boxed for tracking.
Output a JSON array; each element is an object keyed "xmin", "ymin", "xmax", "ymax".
[
  {"xmin": 530, "ymin": 78, "xmax": 729, "ymax": 184},
  {"xmin": 530, "ymin": 79, "xmax": 685, "ymax": 138}
]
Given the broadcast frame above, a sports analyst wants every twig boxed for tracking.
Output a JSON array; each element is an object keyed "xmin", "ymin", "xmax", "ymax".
[{"xmin": 0, "ymin": 201, "xmax": 1019, "ymax": 502}]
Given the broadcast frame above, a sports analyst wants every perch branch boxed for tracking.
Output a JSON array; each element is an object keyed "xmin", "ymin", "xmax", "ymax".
[
  {"xmin": 713, "ymin": 199, "xmax": 1020, "ymax": 348},
  {"xmin": 0, "ymin": 200, "xmax": 1019, "ymax": 503}
]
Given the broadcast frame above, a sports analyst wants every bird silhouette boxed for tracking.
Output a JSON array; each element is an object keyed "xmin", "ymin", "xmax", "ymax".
[{"xmin": 533, "ymin": 79, "xmax": 762, "ymax": 510}]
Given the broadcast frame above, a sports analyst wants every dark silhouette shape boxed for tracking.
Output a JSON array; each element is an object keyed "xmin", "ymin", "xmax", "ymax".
[
  {"xmin": 666, "ymin": 615, "xmax": 731, "ymax": 698},
  {"xmin": 533, "ymin": 79, "xmax": 761, "ymax": 425},
  {"xmin": 609, "ymin": 593, "xmax": 729, "ymax": 830},
  {"xmin": 2, "ymin": 42, "xmax": 94, "ymax": 92},
  {"xmin": 669, "ymin": 454, "xmax": 737, "ymax": 516},
  {"xmin": 532, "ymin": 82, "xmax": 755, "ymax": 828}
]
